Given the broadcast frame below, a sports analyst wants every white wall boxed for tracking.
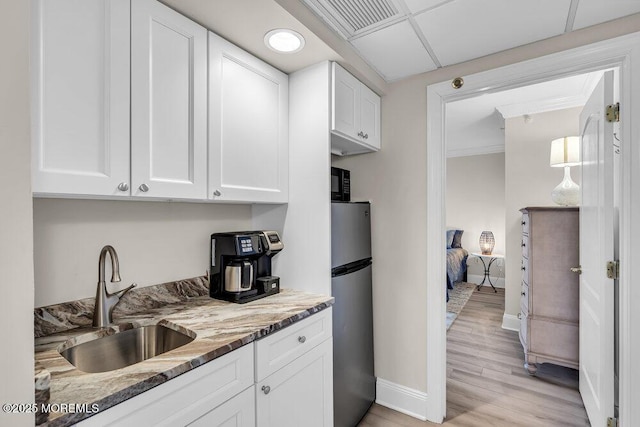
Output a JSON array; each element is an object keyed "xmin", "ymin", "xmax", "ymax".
[
  {"xmin": 447, "ymin": 153, "xmax": 505, "ymax": 285},
  {"xmin": 34, "ymin": 199, "xmax": 252, "ymax": 306},
  {"xmin": 332, "ymin": 16, "xmax": 640, "ymax": 396},
  {"xmin": 0, "ymin": 0, "xmax": 34, "ymax": 425},
  {"xmin": 504, "ymin": 107, "xmax": 581, "ymax": 317},
  {"xmin": 253, "ymin": 62, "xmax": 332, "ymax": 296}
]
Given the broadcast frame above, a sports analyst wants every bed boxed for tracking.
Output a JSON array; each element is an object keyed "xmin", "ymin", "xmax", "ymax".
[{"xmin": 446, "ymin": 229, "xmax": 468, "ymax": 301}]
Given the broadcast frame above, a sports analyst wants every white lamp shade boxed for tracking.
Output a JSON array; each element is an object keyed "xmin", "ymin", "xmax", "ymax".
[{"xmin": 550, "ymin": 136, "xmax": 580, "ymax": 167}]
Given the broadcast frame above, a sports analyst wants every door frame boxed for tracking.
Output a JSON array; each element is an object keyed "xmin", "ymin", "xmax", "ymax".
[{"xmin": 425, "ymin": 32, "xmax": 640, "ymax": 424}]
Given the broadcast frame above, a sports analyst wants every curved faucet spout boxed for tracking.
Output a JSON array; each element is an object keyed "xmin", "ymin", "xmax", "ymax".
[
  {"xmin": 93, "ymin": 245, "xmax": 136, "ymax": 328},
  {"xmin": 99, "ymin": 245, "xmax": 121, "ymax": 283}
]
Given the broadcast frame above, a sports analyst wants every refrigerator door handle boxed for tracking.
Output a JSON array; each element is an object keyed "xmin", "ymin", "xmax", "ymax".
[{"xmin": 331, "ymin": 258, "xmax": 372, "ymax": 277}]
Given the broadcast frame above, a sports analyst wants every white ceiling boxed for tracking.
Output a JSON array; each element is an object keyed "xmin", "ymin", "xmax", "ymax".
[
  {"xmin": 300, "ymin": 0, "xmax": 640, "ymax": 82},
  {"xmin": 160, "ymin": 0, "xmax": 341, "ymax": 74},
  {"xmin": 446, "ymin": 71, "xmax": 603, "ymax": 158}
]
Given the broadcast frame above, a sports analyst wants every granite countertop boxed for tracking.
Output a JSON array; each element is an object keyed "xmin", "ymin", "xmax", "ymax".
[{"xmin": 35, "ymin": 286, "xmax": 333, "ymax": 426}]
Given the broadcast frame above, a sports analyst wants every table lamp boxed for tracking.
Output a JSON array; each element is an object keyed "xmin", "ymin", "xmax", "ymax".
[
  {"xmin": 550, "ymin": 136, "xmax": 580, "ymax": 206},
  {"xmin": 479, "ymin": 231, "xmax": 495, "ymax": 255}
]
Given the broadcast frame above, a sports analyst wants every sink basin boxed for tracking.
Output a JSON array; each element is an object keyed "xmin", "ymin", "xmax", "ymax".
[{"xmin": 59, "ymin": 324, "xmax": 195, "ymax": 373}]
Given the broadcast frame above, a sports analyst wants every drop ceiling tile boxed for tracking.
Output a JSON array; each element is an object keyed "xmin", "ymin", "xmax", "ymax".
[
  {"xmin": 402, "ymin": 0, "xmax": 451, "ymax": 14},
  {"xmin": 573, "ymin": 1, "xmax": 640, "ymax": 30},
  {"xmin": 351, "ymin": 20, "xmax": 437, "ymax": 81},
  {"xmin": 415, "ymin": 0, "xmax": 572, "ymax": 66}
]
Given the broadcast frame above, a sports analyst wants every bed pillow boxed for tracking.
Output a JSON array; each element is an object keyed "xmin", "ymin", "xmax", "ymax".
[
  {"xmin": 451, "ymin": 229, "xmax": 464, "ymax": 248},
  {"xmin": 446, "ymin": 230, "xmax": 456, "ymax": 249}
]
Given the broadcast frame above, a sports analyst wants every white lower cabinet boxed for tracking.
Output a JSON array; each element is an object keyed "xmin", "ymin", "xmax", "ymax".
[
  {"xmin": 76, "ymin": 309, "xmax": 333, "ymax": 426},
  {"xmin": 188, "ymin": 386, "xmax": 255, "ymax": 427},
  {"xmin": 77, "ymin": 344, "xmax": 254, "ymax": 426},
  {"xmin": 256, "ymin": 339, "xmax": 333, "ymax": 427},
  {"xmin": 254, "ymin": 308, "xmax": 333, "ymax": 426}
]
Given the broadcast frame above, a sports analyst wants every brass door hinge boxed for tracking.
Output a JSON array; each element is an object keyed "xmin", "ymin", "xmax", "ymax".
[
  {"xmin": 607, "ymin": 416, "xmax": 618, "ymax": 427},
  {"xmin": 607, "ymin": 261, "xmax": 620, "ymax": 280},
  {"xmin": 606, "ymin": 103, "xmax": 620, "ymax": 123}
]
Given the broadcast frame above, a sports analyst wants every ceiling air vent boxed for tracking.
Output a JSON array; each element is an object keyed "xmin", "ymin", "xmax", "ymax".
[{"xmin": 302, "ymin": 0, "xmax": 402, "ymax": 39}]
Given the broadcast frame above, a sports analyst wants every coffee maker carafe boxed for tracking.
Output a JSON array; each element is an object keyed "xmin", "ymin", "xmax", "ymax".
[
  {"xmin": 224, "ymin": 260, "xmax": 253, "ymax": 293},
  {"xmin": 210, "ymin": 231, "xmax": 284, "ymax": 303}
]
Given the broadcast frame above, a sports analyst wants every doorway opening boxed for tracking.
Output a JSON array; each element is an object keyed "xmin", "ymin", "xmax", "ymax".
[
  {"xmin": 443, "ymin": 70, "xmax": 612, "ymax": 424},
  {"xmin": 424, "ymin": 35, "xmax": 637, "ymax": 425}
]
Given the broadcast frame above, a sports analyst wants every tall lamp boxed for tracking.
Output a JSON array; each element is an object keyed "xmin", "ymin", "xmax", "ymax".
[{"xmin": 550, "ymin": 136, "xmax": 580, "ymax": 206}]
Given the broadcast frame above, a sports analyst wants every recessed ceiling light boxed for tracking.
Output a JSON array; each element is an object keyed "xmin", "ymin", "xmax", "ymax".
[{"xmin": 264, "ymin": 29, "xmax": 305, "ymax": 54}]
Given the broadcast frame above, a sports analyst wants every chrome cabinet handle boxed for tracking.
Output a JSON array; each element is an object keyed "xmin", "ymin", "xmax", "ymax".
[
  {"xmin": 571, "ymin": 266, "xmax": 582, "ymax": 274},
  {"xmin": 213, "ymin": 190, "xmax": 221, "ymax": 197},
  {"xmin": 517, "ymin": 313, "xmax": 522, "ymax": 319},
  {"xmin": 117, "ymin": 182, "xmax": 129, "ymax": 192},
  {"xmin": 139, "ymin": 183, "xmax": 149, "ymax": 192},
  {"xmin": 262, "ymin": 385, "xmax": 271, "ymax": 395},
  {"xmin": 298, "ymin": 336, "xmax": 306, "ymax": 344}
]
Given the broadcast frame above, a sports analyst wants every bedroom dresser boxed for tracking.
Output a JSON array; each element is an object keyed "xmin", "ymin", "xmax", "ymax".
[{"xmin": 519, "ymin": 206, "xmax": 579, "ymax": 375}]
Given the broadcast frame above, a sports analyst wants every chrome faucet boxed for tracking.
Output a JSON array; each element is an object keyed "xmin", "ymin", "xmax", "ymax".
[{"xmin": 92, "ymin": 245, "xmax": 136, "ymax": 328}]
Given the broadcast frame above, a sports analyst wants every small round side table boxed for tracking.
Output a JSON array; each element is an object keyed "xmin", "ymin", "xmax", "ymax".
[{"xmin": 469, "ymin": 252, "xmax": 504, "ymax": 292}]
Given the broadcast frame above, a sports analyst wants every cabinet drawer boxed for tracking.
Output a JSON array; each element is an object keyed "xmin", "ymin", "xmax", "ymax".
[
  {"xmin": 521, "ymin": 234, "xmax": 529, "ymax": 258},
  {"xmin": 188, "ymin": 385, "xmax": 255, "ymax": 427},
  {"xmin": 521, "ymin": 213, "xmax": 530, "ymax": 236},
  {"xmin": 520, "ymin": 281, "xmax": 529, "ymax": 314},
  {"xmin": 78, "ymin": 344, "xmax": 254, "ymax": 426},
  {"xmin": 255, "ymin": 308, "xmax": 332, "ymax": 382},
  {"xmin": 521, "ymin": 256, "xmax": 530, "ymax": 285}
]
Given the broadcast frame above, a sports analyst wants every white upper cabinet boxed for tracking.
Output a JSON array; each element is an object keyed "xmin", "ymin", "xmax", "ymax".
[
  {"xmin": 209, "ymin": 32, "xmax": 289, "ymax": 203},
  {"xmin": 331, "ymin": 63, "xmax": 381, "ymax": 156},
  {"xmin": 32, "ymin": 0, "xmax": 131, "ymax": 196},
  {"xmin": 33, "ymin": 0, "xmax": 288, "ymax": 204},
  {"xmin": 131, "ymin": 0, "xmax": 208, "ymax": 199}
]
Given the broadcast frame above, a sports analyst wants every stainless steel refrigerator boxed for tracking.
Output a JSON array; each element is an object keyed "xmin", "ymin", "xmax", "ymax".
[{"xmin": 331, "ymin": 202, "xmax": 375, "ymax": 427}]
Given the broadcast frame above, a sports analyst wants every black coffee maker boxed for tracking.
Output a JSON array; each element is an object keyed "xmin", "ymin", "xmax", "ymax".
[{"xmin": 210, "ymin": 231, "xmax": 283, "ymax": 303}]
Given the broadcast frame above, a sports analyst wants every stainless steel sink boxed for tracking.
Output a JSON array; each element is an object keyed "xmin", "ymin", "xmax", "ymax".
[{"xmin": 59, "ymin": 324, "xmax": 195, "ymax": 373}]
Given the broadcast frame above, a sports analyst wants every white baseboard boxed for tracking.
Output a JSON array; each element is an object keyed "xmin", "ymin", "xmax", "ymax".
[
  {"xmin": 502, "ymin": 313, "xmax": 520, "ymax": 331},
  {"xmin": 376, "ymin": 378, "xmax": 428, "ymax": 421},
  {"xmin": 467, "ymin": 273, "xmax": 505, "ymax": 288}
]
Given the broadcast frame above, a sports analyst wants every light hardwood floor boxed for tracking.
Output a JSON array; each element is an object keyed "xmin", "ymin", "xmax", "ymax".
[{"xmin": 359, "ymin": 287, "xmax": 590, "ymax": 426}]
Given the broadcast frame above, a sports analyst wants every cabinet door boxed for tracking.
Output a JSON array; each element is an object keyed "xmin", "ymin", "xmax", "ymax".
[
  {"xmin": 131, "ymin": 0, "xmax": 207, "ymax": 199},
  {"xmin": 256, "ymin": 339, "xmax": 333, "ymax": 427},
  {"xmin": 332, "ymin": 63, "xmax": 360, "ymax": 139},
  {"xmin": 209, "ymin": 32, "xmax": 288, "ymax": 203},
  {"xmin": 77, "ymin": 344, "xmax": 254, "ymax": 426},
  {"xmin": 359, "ymin": 84, "xmax": 381, "ymax": 150},
  {"xmin": 32, "ymin": 0, "xmax": 130, "ymax": 197},
  {"xmin": 188, "ymin": 386, "xmax": 255, "ymax": 427}
]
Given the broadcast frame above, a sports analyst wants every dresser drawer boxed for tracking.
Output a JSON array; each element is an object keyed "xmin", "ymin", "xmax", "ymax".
[
  {"xmin": 255, "ymin": 308, "xmax": 332, "ymax": 382},
  {"xmin": 530, "ymin": 318, "xmax": 578, "ymax": 364},
  {"xmin": 521, "ymin": 234, "xmax": 529, "ymax": 258},
  {"xmin": 521, "ymin": 256, "xmax": 529, "ymax": 285},
  {"xmin": 520, "ymin": 281, "xmax": 529, "ymax": 314},
  {"xmin": 521, "ymin": 213, "xmax": 530, "ymax": 236}
]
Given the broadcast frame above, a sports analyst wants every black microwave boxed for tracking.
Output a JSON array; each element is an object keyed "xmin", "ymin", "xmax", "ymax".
[{"xmin": 331, "ymin": 167, "xmax": 350, "ymax": 201}]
